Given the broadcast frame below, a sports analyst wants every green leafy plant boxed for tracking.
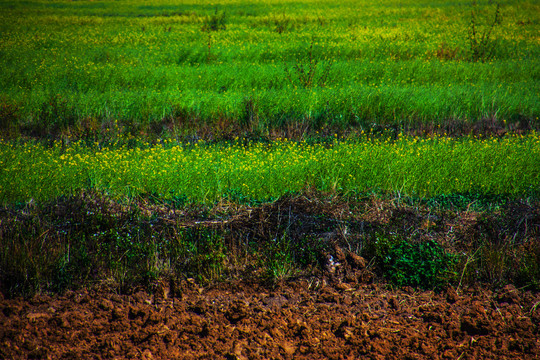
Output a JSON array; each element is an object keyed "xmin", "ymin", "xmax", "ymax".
[
  {"xmin": 424, "ymin": 191, "xmax": 506, "ymax": 211},
  {"xmin": 377, "ymin": 236, "xmax": 457, "ymax": 289}
]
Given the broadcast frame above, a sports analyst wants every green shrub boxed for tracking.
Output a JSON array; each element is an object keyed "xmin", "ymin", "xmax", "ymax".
[
  {"xmin": 284, "ymin": 37, "xmax": 332, "ymax": 89},
  {"xmin": 377, "ymin": 236, "xmax": 457, "ymax": 289}
]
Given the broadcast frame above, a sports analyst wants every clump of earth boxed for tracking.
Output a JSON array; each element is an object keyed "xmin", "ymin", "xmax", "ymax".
[{"xmin": 1, "ymin": 279, "xmax": 538, "ymax": 359}]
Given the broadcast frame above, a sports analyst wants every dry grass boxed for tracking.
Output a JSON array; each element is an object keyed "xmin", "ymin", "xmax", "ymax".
[{"xmin": 1, "ymin": 190, "xmax": 538, "ymax": 298}]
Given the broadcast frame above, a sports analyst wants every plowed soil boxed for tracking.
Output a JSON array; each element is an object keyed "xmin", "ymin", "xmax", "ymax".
[{"xmin": 1, "ymin": 280, "xmax": 538, "ymax": 360}]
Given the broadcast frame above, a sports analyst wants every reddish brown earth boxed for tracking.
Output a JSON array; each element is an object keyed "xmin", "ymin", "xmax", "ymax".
[{"xmin": 1, "ymin": 279, "xmax": 538, "ymax": 360}]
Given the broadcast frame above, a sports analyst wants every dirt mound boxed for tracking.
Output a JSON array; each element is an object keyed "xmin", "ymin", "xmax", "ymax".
[{"xmin": 1, "ymin": 280, "xmax": 538, "ymax": 359}]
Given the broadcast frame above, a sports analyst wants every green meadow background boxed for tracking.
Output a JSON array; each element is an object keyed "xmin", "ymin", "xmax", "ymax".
[
  {"xmin": 0, "ymin": 0, "xmax": 539, "ymax": 134},
  {"xmin": 1, "ymin": 0, "xmax": 539, "ymax": 205}
]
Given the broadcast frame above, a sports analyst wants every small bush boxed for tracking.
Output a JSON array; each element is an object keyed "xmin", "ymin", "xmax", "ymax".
[
  {"xmin": 434, "ymin": 42, "xmax": 460, "ymax": 61},
  {"xmin": 376, "ymin": 236, "xmax": 457, "ymax": 289},
  {"xmin": 262, "ymin": 233, "xmax": 328, "ymax": 281},
  {"xmin": 273, "ymin": 14, "xmax": 292, "ymax": 34}
]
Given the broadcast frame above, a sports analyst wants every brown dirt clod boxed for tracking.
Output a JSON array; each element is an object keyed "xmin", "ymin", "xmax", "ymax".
[{"xmin": 1, "ymin": 280, "xmax": 538, "ymax": 359}]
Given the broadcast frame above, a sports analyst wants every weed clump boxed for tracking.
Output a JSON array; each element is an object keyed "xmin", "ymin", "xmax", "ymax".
[
  {"xmin": 201, "ymin": 8, "xmax": 227, "ymax": 32},
  {"xmin": 262, "ymin": 234, "xmax": 328, "ymax": 281},
  {"xmin": 380, "ymin": 237, "xmax": 456, "ymax": 289},
  {"xmin": 284, "ymin": 37, "xmax": 332, "ymax": 89},
  {"xmin": 34, "ymin": 94, "xmax": 78, "ymax": 136},
  {"xmin": 467, "ymin": 1, "xmax": 502, "ymax": 62},
  {"xmin": 171, "ymin": 228, "xmax": 227, "ymax": 283}
]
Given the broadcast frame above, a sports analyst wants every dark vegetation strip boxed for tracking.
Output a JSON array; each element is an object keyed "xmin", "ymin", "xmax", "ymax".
[
  {"xmin": 1, "ymin": 98, "xmax": 538, "ymax": 143},
  {"xmin": 1, "ymin": 190, "xmax": 538, "ymax": 298}
]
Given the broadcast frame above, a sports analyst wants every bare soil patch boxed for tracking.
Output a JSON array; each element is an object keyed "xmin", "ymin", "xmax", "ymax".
[{"xmin": 1, "ymin": 279, "xmax": 538, "ymax": 359}]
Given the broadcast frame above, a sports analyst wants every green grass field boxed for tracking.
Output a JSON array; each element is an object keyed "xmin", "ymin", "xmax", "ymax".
[
  {"xmin": 2, "ymin": 133, "xmax": 539, "ymax": 205},
  {"xmin": 1, "ymin": 0, "xmax": 539, "ymax": 136}
]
